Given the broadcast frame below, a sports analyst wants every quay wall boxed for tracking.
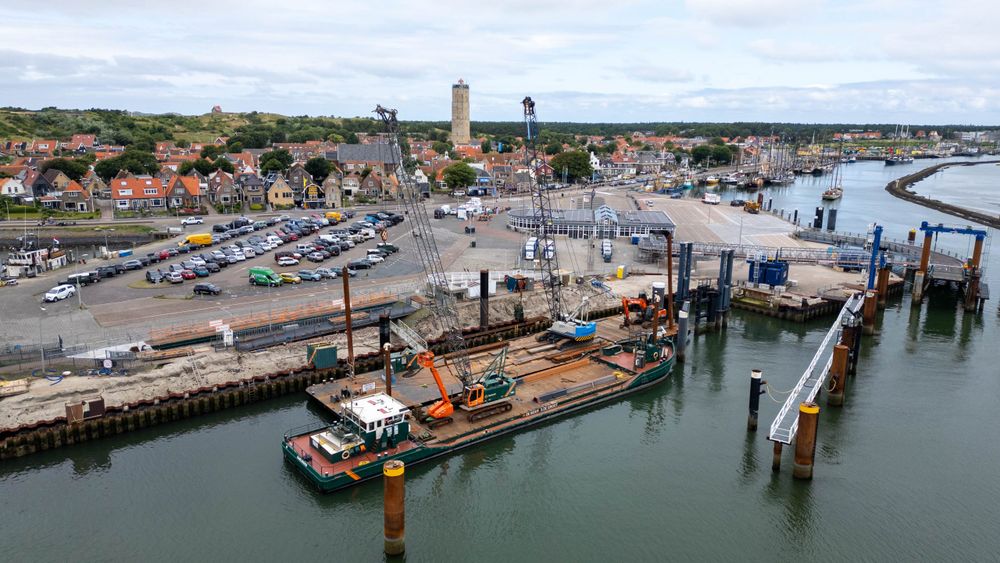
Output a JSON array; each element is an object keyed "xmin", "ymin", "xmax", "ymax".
[{"xmin": 0, "ymin": 310, "xmax": 618, "ymax": 461}]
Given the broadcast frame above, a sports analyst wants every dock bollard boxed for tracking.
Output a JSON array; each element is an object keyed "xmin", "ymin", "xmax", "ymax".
[
  {"xmin": 748, "ymin": 369, "xmax": 765, "ymax": 431},
  {"xmin": 862, "ymin": 291, "xmax": 878, "ymax": 335},
  {"xmin": 876, "ymin": 267, "xmax": 890, "ymax": 308},
  {"xmin": 827, "ymin": 345, "xmax": 849, "ymax": 407},
  {"xmin": 793, "ymin": 402, "xmax": 820, "ymax": 480},
  {"xmin": 676, "ymin": 305, "xmax": 689, "ymax": 362},
  {"xmin": 383, "ymin": 460, "xmax": 405, "ymax": 555},
  {"xmin": 840, "ymin": 320, "xmax": 860, "ymax": 375},
  {"xmin": 772, "ymin": 442, "xmax": 782, "ymax": 472}
]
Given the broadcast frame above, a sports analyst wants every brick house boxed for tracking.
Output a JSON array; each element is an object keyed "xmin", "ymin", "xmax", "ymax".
[
  {"xmin": 237, "ymin": 174, "xmax": 266, "ymax": 207},
  {"xmin": 111, "ymin": 177, "xmax": 166, "ymax": 211},
  {"xmin": 59, "ymin": 180, "xmax": 94, "ymax": 211},
  {"xmin": 165, "ymin": 175, "xmax": 201, "ymax": 209}
]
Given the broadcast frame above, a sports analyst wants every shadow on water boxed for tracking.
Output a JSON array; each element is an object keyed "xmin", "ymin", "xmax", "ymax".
[{"xmin": 739, "ymin": 433, "xmax": 759, "ymax": 485}]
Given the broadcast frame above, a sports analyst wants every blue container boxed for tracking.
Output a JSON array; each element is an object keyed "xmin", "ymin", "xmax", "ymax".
[
  {"xmin": 631, "ymin": 235, "xmax": 640, "ymax": 245},
  {"xmin": 118, "ymin": 249, "xmax": 133, "ymax": 257},
  {"xmin": 747, "ymin": 259, "xmax": 789, "ymax": 286}
]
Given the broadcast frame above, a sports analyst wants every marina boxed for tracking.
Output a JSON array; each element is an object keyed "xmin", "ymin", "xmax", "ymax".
[{"xmin": 1, "ymin": 159, "xmax": 998, "ymax": 561}]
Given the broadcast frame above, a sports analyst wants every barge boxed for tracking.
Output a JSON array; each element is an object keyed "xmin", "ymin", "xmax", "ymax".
[{"xmin": 282, "ymin": 322, "xmax": 674, "ymax": 493}]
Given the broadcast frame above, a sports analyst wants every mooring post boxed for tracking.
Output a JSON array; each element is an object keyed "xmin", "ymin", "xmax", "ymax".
[
  {"xmin": 793, "ymin": 402, "xmax": 820, "ymax": 480},
  {"xmin": 964, "ymin": 235, "xmax": 985, "ymax": 312},
  {"xmin": 665, "ymin": 231, "xmax": 675, "ymax": 331},
  {"xmin": 480, "ymin": 269, "xmax": 490, "ymax": 328},
  {"xmin": 913, "ymin": 229, "xmax": 934, "ymax": 303},
  {"xmin": 383, "ymin": 460, "xmax": 405, "ymax": 555},
  {"xmin": 772, "ymin": 442, "xmax": 783, "ymax": 472},
  {"xmin": 876, "ymin": 266, "xmax": 891, "ymax": 308},
  {"xmin": 862, "ymin": 290, "xmax": 878, "ymax": 335},
  {"xmin": 383, "ymin": 343, "xmax": 393, "ymax": 397},
  {"xmin": 828, "ymin": 344, "xmax": 849, "ymax": 407},
  {"xmin": 676, "ymin": 302, "xmax": 690, "ymax": 362},
  {"xmin": 379, "ymin": 313, "xmax": 390, "ymax": 350},
  {"xmin": 342, "ymin": 266, "xmax": 354, "ymax": 374},
  {"xmin": 840, "ymin": 318, "xmax": 860, "ymax": 375},
  {"xmin": 748, "ymin": 369, "xmax": 765, "ymax": 431}
]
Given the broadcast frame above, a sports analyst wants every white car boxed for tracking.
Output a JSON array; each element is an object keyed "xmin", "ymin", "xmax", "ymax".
[
  {"xmin": 44, "ymin": 284, "xmax": 76, "ymax": 302},
  {"xmin": 233, "ymin": 252, "xmax": 247, "ymax": 261},
  {"xmin": 189, "ymin": 257, "xmax": 206, "ymax": 266},
  {"xmin": 277, "ymin": 256, "xmax": 299, "ymax": 266},
  {"xmin": 180, "ymin": 217, "xmax": 203, "ymax": 225},
  {"xmin": 365, "ymin": 254, "xmax": 385, "ymax": 264},
  {"xmin": 242, "ymin": 247, "xmax": 257, "ymax": 258}
]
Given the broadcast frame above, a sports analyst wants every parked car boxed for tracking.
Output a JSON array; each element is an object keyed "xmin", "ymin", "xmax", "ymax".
[
  {"xmin": 180, "ymin": 269, "xmax": 197, "ymax": 280},
  {"xmin": 279, "ymin": 272, "xmax": 302, "ymax": 284},
  {"xmin": 166, "ymin": 271, "xmax": 184, "ymax": 284},
  {"xmin": 97, "ymin": 266, "xmax": 118, "ymax": 279},
  {"xmin": 347, "ymin": 258, "xmax": 372, "ymax": 270},
  {"xmin": 204, "ymin": 262, "xmax": 221, "ymax": 273},
  {"xmin": 377, "ymin": 243, "xmax": 399, "ymax": 254},
  {"xmin": 233, "ymin": 252, "xmax": 247, "ymax": 262},
  {"xmin": 181, "ymin": 216, "xmax": 204, "ymax": 225},
  {"xmin": 242, "ymin": 247, "xmax": 257, "ymax": 258},
  {"xmin": 365, "ymin": 254, "xmax": 385, "ymax": 264},
  {"xmin": 123, "ymin": 259, "xmax": 143, "ymax": 271},
  {"xmin": 193, "ymin": 283, "xmax": 221, "ymax": 295},
  {"xmin": 298, "ymin": 269, "xmax": 322, "ymax": 281},
  {"xmin": 307, "ymin": 252, "xmax": 325, "ymax": 263},
  {"xmin": 44, "ymin": 284, "xmax": 76, "ymax": 302},
  {"xmin": 277, "ymin": 256, "xmax": 299, "ymax": 267},
  {"xmin": 145, "ymin": 270, "xmax": 165, "ymax": 284},
  {"xmin": 192, "ymin": 265, "xmax": 210, "ymax": 277},
  {"xmin": 314, "ymin": 268, "xmax": 338, "ymax": 279}
]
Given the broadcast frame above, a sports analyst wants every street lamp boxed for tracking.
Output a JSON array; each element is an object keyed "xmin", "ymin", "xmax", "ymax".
[
  {"xmin": 73, "ymin": 253, "xmax": 89, "ymax": 309},
  {"xmin": 38, "ymin": 306, "xmax": 46, "ymax": 373}
]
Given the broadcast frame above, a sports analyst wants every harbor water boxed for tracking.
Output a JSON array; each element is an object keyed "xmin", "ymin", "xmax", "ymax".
[{"xmin": 2, "ymin": 161, "xmax": 999, "ymax": 561}]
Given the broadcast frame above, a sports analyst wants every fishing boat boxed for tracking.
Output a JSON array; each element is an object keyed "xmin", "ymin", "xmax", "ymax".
[
  {"xmin": 721, "ymin": 173, "xmax": 740, "ymax": 186},
  {"xmin": 282, "ymin": 328, "xmax": 674, "ymax": 493},
  {"xmin": 705, "ymin": 175, "xmax": 720, "ymax": 185}
]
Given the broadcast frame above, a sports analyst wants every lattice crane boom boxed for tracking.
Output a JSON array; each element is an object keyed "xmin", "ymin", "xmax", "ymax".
[
  {"xmin": 522, "ymin": 96, "xmax": 564, "ymax": 322},
  {"xmin": 374, "ymin": 105, "xmax": 472, "ymax": 385}
]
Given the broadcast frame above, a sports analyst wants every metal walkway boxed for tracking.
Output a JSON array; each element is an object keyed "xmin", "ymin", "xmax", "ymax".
[{"xmin": 768, "ymin": 292, "xmax": 865, "ymax": 444}]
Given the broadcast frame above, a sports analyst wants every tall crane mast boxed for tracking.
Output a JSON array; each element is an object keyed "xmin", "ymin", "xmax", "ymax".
[
  {"xmin": 522, "ymin": 96, "xmax": 564, "ymax": 322},
  {"xmin": 374, "ymin": 105, "xmax": 472, "ymax": 385}
]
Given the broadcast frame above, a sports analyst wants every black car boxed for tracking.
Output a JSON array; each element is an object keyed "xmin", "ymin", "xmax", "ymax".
[
  {"xmin": 213, "ymin": 224, "xmax": 228, "ymax": 233},
  {"xmin": 204, "ymin": 262, "xmax": 221, "ymax": 273},
  {"xmin": 347, "ymin": 258, "xmax": 372, "ymax": 270},
  {"xmin": 177, "ymin": 245, "xmax": 191, "ymax": 254},
  {"xmin": 146, "ymin": 253, "xmax": 160, "ymax": 264},
  {"xmin": 110, "ymin": 263, "xmax": 126, "ymax": 274},
  {"xmin": 167, "ymin": 248, "xmax": 180, "ymax": 257},
  {"xmin": 146, "ymin": 270, "xmax": 165, "ymax": 283},
  {"xmin": 138, "ymin": 256, "xmax": 151, "ymax": 266},
  {"xmin": 97, "ymin": 266, "xmax": 118, "ymax": 278}
]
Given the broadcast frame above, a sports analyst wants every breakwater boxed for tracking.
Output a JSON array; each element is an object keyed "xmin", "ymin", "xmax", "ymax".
[{"xmin": 885, "ymin": 161, "xmax": 1000, "ymax": 229}]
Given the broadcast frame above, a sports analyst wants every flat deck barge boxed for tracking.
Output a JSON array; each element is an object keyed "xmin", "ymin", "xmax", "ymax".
[{"xmin": 282, "ymin": 317, "xmax": 674, "ymax": 492}]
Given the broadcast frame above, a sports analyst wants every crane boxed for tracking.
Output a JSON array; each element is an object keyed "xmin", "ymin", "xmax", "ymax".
[
  {"xmin": 522, "ymin": 96, "xmax": 597, "ymax": 343},
  {"xmin": 376, "ymin": 105, "xmax": 515, "ymax": 425}
]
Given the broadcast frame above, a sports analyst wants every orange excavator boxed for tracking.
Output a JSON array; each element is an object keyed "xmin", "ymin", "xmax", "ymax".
[
  {"xmin": 415, "ymin": 350, "xmax": 455, "ymax": 420},
  {"xmin": 621, "ymin": 296, "xmax": 666, "ymax": 327}
]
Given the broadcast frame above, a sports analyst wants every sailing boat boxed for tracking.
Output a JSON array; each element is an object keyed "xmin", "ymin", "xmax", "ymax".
[{"xmin": 822, "ymin": 141, "xmax": 844, "ymax": 201}]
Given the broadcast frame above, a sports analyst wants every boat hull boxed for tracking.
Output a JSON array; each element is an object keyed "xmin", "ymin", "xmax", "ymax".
[{"xmin": 283, "ymin": 355, "xmax": 674, "ymax": 493}]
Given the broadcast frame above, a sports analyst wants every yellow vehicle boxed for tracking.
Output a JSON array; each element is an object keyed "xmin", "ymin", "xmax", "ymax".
[
  {"xmin": 744, "ymin": 201, "xmax": 760, "ymax": 214},
  {"xmin": 325, "ymin": 211, "xmax": 342, "ymax": 223},
  {"xmin": 279, "ymin": 272, "xmax": 302, "ymax": 284},
  {"xmin": 179, "ymin": 233, "xmax": 213, "ymax": 247}
]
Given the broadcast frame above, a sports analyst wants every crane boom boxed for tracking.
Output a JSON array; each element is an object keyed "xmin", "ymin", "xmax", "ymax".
[
  {"xmin": 522, "ymin": 96, "xmax": 563, "ymax": 321},
  {"xmin": 375, "ymin": 105, "xmax": 473, "ymax": 385}
]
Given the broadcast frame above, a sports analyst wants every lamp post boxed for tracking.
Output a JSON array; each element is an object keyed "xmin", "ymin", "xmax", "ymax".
[
  {"xmin": 73, "ymin": 253, "xmax": 88, "ymax": 309},
  {"xmin": 38, "ymin": 305, "xmax": 46, "ymax": 372}
]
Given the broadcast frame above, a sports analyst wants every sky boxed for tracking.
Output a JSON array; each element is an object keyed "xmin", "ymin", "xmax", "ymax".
[{"xmin": 1, "ymin": 0, "xmax": 998, "ymax": 124}]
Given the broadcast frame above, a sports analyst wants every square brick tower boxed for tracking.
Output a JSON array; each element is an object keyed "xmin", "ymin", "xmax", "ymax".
[{"xmin": 451, "ymin": 79, "xmax": 471, "ymax": 146}]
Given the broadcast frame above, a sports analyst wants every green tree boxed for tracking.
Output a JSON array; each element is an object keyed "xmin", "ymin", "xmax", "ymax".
[
  {"xmin": 259, "ymin": 149, "xmax": 293, "ymax": 172},
  {"xmin": 93, "ymin": 148, "xmax": 159, "ymax": 180},
  {"xmin": 360, "ymin": 166, "xmax": 373, "ymax": 180},
  {"xmin": 549, "ymin": 151, "xmax": 593, "ymax": 182},
  {"xmin": 179, "ymin": 157, "xmax": 234, "ymax": 176},
  {"xmin": 442, "ymin": 162, "xmax": 477, "ymax": 189},
  {"xmin": 691, "ymin": 144, "xmax": 712, "ymax": 165},
  {"xmin": 176, "ymin": 139, "xmax": 191, "ymax": 149},
  {"xmin": 226, "ymin": 141, "xmax": 244, "ymax": 153},
  {"xmin": 431, "ymin": 141, "xmax": 452, "ymax": 155},
  {"xmin": 212, "ymin": 157, "xmax": 235, "ymax": 174},
  {"xmin": 345, "ymin": 132, "xmax": 359, "ymax": 144},
  {"xmin": 40, "ymin": 158, "xmax": 89, "ymax": 181},
  {"xmin": 709, "ymin": 136, "xmax": 726, "ymax": 146},
  {"xmin": 544, "ymin": 142, "xmax": 563, "ymax": 156},
  {"xmin": 710, "ymin": 145, "xmax": 733, "ymax": 164},
  {"xmin": 304, "ymin": 156, "xmax": 332, "ymax": 181},
  {"xmin": 200, "ymin": 145, "xmax": 224, "ymax": 160},
  {"xmin": 480, "ymin": 140, "xmax": 492, "ymax": 154}
]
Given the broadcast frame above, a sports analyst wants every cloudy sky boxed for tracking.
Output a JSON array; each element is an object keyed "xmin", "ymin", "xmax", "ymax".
[{"xmin": 1, "ymin": 0, "xmax": 997, "ymax": 124}]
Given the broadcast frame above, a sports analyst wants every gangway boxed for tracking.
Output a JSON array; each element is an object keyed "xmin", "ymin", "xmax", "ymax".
[{"xmin": 768, "ymin": 292, "xmax": 864, "ymax": 444}]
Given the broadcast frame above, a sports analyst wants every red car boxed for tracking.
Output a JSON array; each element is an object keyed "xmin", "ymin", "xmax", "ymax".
[
  {"xmin": 158, "ymin": 250, "xmax": 171, "ymax": 260},
  {"xmin": 180, "ymin": 269, "xmax": 197, "ymax": 280}
]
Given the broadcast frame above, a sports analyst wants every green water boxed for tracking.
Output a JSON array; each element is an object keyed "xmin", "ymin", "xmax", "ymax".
[{"xmin": 3, "ymin": 162, "xmax": 999, "ymax": 562}]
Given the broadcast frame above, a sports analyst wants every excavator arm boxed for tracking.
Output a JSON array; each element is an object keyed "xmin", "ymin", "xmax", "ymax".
[{"xmin": 415, "ymin": 351, "xmax": 454, "ymax": 420}]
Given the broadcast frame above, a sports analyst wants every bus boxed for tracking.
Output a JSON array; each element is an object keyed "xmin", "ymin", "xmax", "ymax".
[{"xmin": 524, "ymin": 237, "xmax": 538, "ymax": 260}]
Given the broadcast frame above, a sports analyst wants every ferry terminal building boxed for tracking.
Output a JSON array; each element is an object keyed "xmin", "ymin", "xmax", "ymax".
[{"xmin": 506, "ymin": 205, "xmax": 675, "ymax": 239}]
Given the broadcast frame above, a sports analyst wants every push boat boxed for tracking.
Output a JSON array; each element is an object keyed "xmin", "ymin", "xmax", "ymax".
[{"xmin": 282, "ymin": 329, "xmax": 674, "ymax": 493}]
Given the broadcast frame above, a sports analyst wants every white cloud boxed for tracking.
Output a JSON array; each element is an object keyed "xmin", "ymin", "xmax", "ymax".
[{"xmin": 684, "ymin": 0, "xmax": 822, "ymax": 27}]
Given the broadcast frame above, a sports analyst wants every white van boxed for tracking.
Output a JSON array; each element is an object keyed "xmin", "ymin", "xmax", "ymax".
[
  {"xmin": 360, "ymin": 228, "xmax": 376, "ymax": 240},
  {"xmin": 267, "ymin": 236, "xmax": 284, "ymax": 246}
]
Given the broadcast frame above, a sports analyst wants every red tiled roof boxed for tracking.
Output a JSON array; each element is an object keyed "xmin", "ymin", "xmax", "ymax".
[
  {"xmin": 64, "ymin": 180, "xmax": 85, "ymax": 193},
  {"xmin": 111, "ymin": 177, "xmax": 164, "ymax": 199}
]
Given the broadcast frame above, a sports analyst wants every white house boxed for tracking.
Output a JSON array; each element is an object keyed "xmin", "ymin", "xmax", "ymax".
[{"xmin": 1, "ymin": 177, "xmax": 27, "ymax": 199}]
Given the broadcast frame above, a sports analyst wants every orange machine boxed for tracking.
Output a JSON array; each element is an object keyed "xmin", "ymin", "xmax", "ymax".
[
  {"xmin": 621, "ymin": 296, "xmax": 666, "ymax": 327},
  {"xmin": 414, "ymin": 351, "xmax": 454, "ymax": 420}
]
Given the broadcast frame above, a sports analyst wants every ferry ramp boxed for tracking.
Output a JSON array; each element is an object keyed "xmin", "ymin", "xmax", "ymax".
[{"xmin": 768, "ymin": 292, "xmax": 864, "ymax": 444}]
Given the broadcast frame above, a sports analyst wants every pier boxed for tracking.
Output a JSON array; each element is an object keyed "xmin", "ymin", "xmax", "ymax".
[{"xmin": 767, "ymin": 292, "xmax": 864, "ymax": 447}]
